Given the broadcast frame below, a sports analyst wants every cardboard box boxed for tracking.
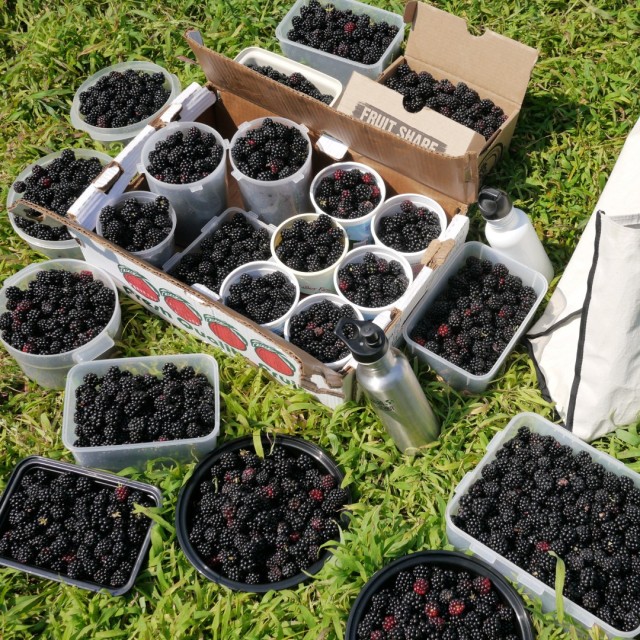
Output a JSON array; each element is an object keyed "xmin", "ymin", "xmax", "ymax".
[
  {"xmin": 8, "ymin": 81, "xmax": 468, "ymax": 408},
  {"xmin": 337, "ymin": 2, "xmax": 538, "ymax": 178}
]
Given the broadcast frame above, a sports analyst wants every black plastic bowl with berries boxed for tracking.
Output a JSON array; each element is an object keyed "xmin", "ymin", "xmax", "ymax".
[
  {"xmin": 175, "ymin": 434, "xmax": 352, "ymax": 592},
  {"xmin": 0, "ymin": 456, "xmax": 161, "ymax": 595},
  {"xmin": 346, "ymin": 551, "xmax": 533, "ymax": 640}
]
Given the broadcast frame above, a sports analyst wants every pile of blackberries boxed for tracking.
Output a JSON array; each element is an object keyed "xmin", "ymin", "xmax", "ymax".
[
  {"xmin": 376, "ymin": 200, "xmax": 442, "ymax": 253},
  {"xmin": 288, "ymin": 299, "xmax": 357, "ymax": 364},
  {"xmin": 99, "ymin": 195, "xmax": 173, "ymax": 253},
  {"xmin": 385, "ymin": 62, "xmax": 508, "ymax": 139},
  {"xmin": 337, "ymin": 252, "xmax": 409, "ymax": 308},
  {"xmin": 12, "ymin": 150, "xmax": 104, "ymax": 241},
  {"xmin": 410, "ymin": 256, "xmax": 536, "ymax": 375},
  {"xmin": 73, "ymin": 363, "xmax": 217, "ymax": 447},
  {"xmin": 0, "ymin": 466, "xmax": 153, "ymax": 588},
  {"xmin": 188, "ymin": 442, "xmax": 349, "ymax": 584},
  {"xmin": 171, "ymin": 213, "xmax": 271, "ymax": 293},
  {"xmin": 246, "ymin": 64, "xmax": 332, "ymax": 104},
  {"xmin": 275, "ymin": 214, "xmax": 345, "ymax": 272},
  {"xmin": 0, "ymin": 269, "xmax": 116, "ymax": 355},
  {"xmin": 146, "ymin": 126, "xmax": 224, "ymax": 185},
  {"xmin": 357, "ymin": 564, "xmax": 520, "ymax": 639},
  {"xmin": 453, "ymin": 426, "xmax": 640, "ymax": 633},
  {"xmin": 231, "ymin": 117, "xmax": 309, "ymax": 181},
  {"xmin": 225, "ymin": 271, "xmax": 297, "ymax": 325},
  {"xmin": 314, "ymin": 168, "xmax": 382, "ymax": 220},
  {"xmin": 79, "ymin": 69, "xmax": 170, "ymax": 128},
  {"xmin": 286, "ymin": 0, "xmax": 399, "ymax": 65}
]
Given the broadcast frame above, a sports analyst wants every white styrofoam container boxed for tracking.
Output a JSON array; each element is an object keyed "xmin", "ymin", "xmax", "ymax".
[
  {"xmin": 275, "ymin": 0, "xmax": 404, "ymax": 85},
  {"xmin": 62, "ymin": 354, "xmax": 221, "ymax": 471},
  {"xmin": 162, "ymin": 207, "xmax": 276, "ymax": 301},
  {"xmin": 402, "ymin": 241, "xmax": 548, "ymax": 393},
  {"xmin": 234, "ymin": 46, "xmax": 343, "ymax": 107},
  {"xmin": 446, "ymin": 412, "xmax": 640, "ymax": 639}
]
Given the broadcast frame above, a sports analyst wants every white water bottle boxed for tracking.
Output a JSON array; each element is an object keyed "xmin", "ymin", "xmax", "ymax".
[{"xmin": 477, "ymin": 187, "xmax": 554, "ymax": 284}]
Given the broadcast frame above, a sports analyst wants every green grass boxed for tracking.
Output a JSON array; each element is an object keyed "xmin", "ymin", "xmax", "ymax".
[{"xmin": 1, "ymin": 0, "xmax": 640, "ymax": 638}]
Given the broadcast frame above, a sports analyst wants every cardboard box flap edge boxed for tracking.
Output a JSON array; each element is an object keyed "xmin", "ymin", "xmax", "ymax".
[{"xmin": 403, "ymin": 1, "xmax": 538, "ymax": 105}]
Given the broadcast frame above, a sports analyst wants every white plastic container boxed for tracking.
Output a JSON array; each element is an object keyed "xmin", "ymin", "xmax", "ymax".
[
  {"xmin": 270, "ymin": 213, "xmax": 348, "ymax": 294},
  {"xmin": 62, "ymin": 354, "xmax": 221, "ymax": 471},
  {"xmin": 478, "ymin": 187, "xmax": 555, "ymax": 284},
  {"xmin": 309, "ymin": 161, "xmax": 386, "ymax": 242},
  {"xmin": 371, "ymin": 193, "xmax": 448, "ymax": 276},
  {"xmin": 333, "ymin": 245, "xmax": 413, "ymax": 320},
  {"xmin": 7, "ymin": 149, "xmax": 113, "ymax": 260},
  {"xmin": 446, "ymin": 412, "xmax": 640, "ymax": 639},
  {"xmin": 234, "ymin": 47, "xmax": 343, "ymax": 107},
  {"xmin": 96, "ymin": 191, "xmax": 177, "ymax": 268},
  {"xmin": 0, "ymin": 259, "xmax": 122, "ymax": 389},
  {"xmin": 402, "ymin": 242, "xmax": 548, "ymax": 393},
  {"xmin": 163, "ymin": 207, "xmax": 276, "ymax": 300},
  {"xmin": 284, "ymin": 293, "xmax": 363, "ymax": 371},
  {"xmin": 70, "ymin": 61, "xmax": 181, "ymax": 144},
  {"xmin": 219, "ymin": 260, "xmax": 300, "ymax": 335},
  {"xmin": 275, "ymin": 0, "xmax": 404, "ymax": 85},
  {"xmin": 229, "ymin": 117, "xmax": 313, "ymax": 226},
  {"xmin": 140, "ymin": 121, "xmax": 228, "ymax": 244}
]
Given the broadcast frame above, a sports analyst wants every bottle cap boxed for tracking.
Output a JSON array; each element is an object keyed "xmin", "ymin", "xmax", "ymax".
[
  {"xmin": 477, "ymin": 187, "xmax": 512, "ymax": 221},
  {"xmin": 334, "ymin": 318, "xmax": 388, "ymax": 363}
]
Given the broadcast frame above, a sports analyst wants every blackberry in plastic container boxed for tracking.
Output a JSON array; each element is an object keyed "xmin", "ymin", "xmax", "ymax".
[
  {"xmin": 377, "ymin": 199, "xmax": 442, "ymax": 253},
  {"xmin": 314, "ymin": 168, "xmax": 382, "ymax": 220},
  {"xmin": 246, "ymin": 64, "xmax": 332, "ymax": 104}
]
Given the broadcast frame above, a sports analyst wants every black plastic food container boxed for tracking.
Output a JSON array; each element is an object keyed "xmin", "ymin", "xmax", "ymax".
[
  {"xmin": 346, "ymin": 550, "xmax": 534, "ymax": 640},
  {"xmin": 0, "ymin": 456, "xmax": 162, "ymax": 596},
  {"xmin": 176, "ymin": 434, "xmax": 352, "ymax": 592}
]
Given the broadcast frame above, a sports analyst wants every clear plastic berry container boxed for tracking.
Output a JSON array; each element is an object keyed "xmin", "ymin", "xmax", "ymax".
[
  {"xmin": 0, "ymin": 455, "xmax": 162, "ymax": 596},
  {"xmin": 309, "ymin": 161, "xmax": 386, "ymax": 242},
  {"xmin": 445, "ymin": 412, "xmax": 640, "ymax": 639},
  {"xmin": 95, "ymin": 191, "xmax": 177, "ymax": 268},
  {"xmin": 229, "ymin": 116, "xmax": 313, "ymax": 226},
  {"xmin": 61, "ymin": 354, "xmax": 221, "ymax": 472},
  {"xmin": 7, "ymin": 149, "xmax": 113, "ymax": 260},
  {"xmin": 70, "ymin": 61, "xmax": 181, "ymax": 144},
  {"xmin": 402, "ymin": 242, "xmax": 548, "ymax": 393},
  {"xmin": 333, "ymin": 245, "xmax": 413, "ymax": 320},
  {"xmin": 0, "ymin": 259, "xmax": 122, "ymax": 389},
  {"xmin": 275, "ymin": 0, "xmax": 405, "ymax": 85},
  {"xmin": 270, "ymin": 213, "xmax": 349, "ymax": 294},
  {"xmin": 371, "ymin": 193, "xmax": 449, "ymax": 276},
  {"xmin": 234, "ymin": 46, "xmax": 343, "ymax": 107}
]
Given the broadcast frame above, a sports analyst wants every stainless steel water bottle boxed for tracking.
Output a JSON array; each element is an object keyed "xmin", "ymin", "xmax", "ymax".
[{"xmin": 335, "ymin": 318, "xmax": 440, "ymax": 454}]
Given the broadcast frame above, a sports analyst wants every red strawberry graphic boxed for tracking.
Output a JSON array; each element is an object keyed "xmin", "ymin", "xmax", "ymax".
[
  {"xmin": 159, "ymin": 288, "xmax": 202, "ymax": 326},
  {"xmin": 204, "ymin": 315, "xmax": 247, "ymax": 351},
  {"xmin": 250, "ymin": 339, "xmax": 295, "ymax": 377},
  {"xmin": 118, "ymin": 266, "xmax": 160, "ymax": 302}
]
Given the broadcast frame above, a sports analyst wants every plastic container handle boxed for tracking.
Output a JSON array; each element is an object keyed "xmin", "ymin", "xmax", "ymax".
[
  {"xmin": 231, "ymin": 169, "xmax": 244, "ymax": 181},
  {"xmin": 189, "ymin": 184, "xmax": 204, "ymax": 193},
  {"xmin": 452, "ymin": 472, "xmax": 475, "ymax": 497},
  {"xmin": 72, "ymin": 333, "xmax": 115, "ymax": 364}
]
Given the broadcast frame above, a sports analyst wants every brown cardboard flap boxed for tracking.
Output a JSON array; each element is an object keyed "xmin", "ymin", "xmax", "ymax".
[
  {"xmin": 185, "ymin": 30, "xmax": 480, "ymax": 204},
  {"xmin": 403, "ymin": 1, "xmax": 538, "ymax": 105}
]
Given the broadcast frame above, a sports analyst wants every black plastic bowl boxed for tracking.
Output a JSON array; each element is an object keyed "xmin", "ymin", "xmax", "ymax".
[
  {"xmin": 346, "ymin": 550, "xmax": 534, "ymax": 640},
  {"xmin": 176, "ymin": 434, "xmax": 352, "ymax": 592}
]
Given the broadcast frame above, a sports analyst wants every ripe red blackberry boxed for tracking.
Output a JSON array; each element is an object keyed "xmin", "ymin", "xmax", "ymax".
[
  {"xmin": 314, "ymin": 168, "xmax": 381, "ymax": 220},
  {"xmin": 246, "ymin": 64, "xmax": 332, "ymax": 104}
]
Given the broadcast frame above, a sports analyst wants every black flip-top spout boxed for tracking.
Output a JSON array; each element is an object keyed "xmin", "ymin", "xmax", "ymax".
[
  {"xmin": 477, "ymin": 187, "xmax": 512, "ymax": 221},
  {"xmin": 334, "ymin": 318, "xmax": 388, "ymax": 363}
]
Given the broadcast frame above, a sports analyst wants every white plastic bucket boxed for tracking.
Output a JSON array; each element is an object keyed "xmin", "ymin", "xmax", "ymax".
[
  {"xmin": 0, "ymin": 259, "xmax": 122, "ymax": 389},
  {"xmin": 140, "ymin": 121, "xmax": 228, "ymax": 245},
  {"xmin": 309, "ymin": 161, "xmax": 386, "ymax": 242},
  {"xmin": 270, "ymin": 213, "xmax": 348, "ymax": 294},
  {"xmin": 229, "ymin": 117, "xmax": 313, "ymax": 226}
]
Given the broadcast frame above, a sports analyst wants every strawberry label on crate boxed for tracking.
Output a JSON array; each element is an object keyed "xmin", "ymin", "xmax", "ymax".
[
  {"xmin": 118, "ymin": 265, "xmax": 160, "ymax": 302},
  {"xmin": 251, "ymin": 339, "xmax": 296, "ymax": 378},
  {"xmin": 204, "ymin": 314, "xmax": 248, "ymax": 352},
  {"xmin": 159, "ymin": 288, "xmax": 202, "ymax": 327}
]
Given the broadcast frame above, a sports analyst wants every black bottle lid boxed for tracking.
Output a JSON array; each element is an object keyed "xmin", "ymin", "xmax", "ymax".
[
  {"xmin": 477, "ymin": 187, "xmax": 513, "ymax": 221},
  {"xmin": 334, "ymin": 318, "xmax": 388, "ymax": 363}
]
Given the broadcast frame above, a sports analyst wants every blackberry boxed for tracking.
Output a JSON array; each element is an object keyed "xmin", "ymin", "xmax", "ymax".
[
  {"xmin": 246, "ymin": 64, "xmax": 332, "ymax": 104},
  {"xmin": 313, "ymin": 168, "xmax": 382, "ymax": 220},
  {"xmin": 376, "ymin": 201, "xmax": 442, "ymax": 253},
  {"xmin": 79, "ymin": 68, "xmax": 170, "ymax": 128}
]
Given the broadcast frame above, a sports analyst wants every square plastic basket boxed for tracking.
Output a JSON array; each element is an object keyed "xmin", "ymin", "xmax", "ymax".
[
  {"xmin": 402, "ymin": 242, "xmax": 548, "ymax": 393},
  {"xmin": 445, "ymin": 412, "xmax": 640, "ymax": 639},
  {"xmin": 275, "ymin": 0, "xmax": 404, "ymax": 85},
  {"xmin": 62, "ymin": 354, "xmax": 221, "ymax": 471}
]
